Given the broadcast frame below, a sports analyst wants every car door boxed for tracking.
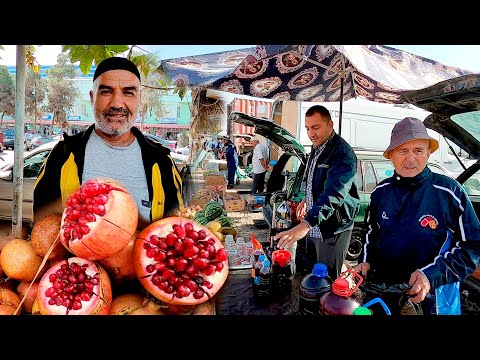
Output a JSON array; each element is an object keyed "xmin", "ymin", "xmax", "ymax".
[{"xmin": 0, "ymin": 149, "xmax": 51, "ymax": 222}]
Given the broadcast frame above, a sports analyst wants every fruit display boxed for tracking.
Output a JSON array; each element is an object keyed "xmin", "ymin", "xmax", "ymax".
[{"xmin": 0, "ymin": 179, "xmax": 240, "ymax": 316}]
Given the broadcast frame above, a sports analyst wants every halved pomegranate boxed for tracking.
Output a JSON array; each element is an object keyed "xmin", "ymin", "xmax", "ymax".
[
  {"xmin": 134, "ymin": 217, "xmax": 229, "ymax": 305},
  {"xmin": 60, "ymin": 178, "xmax": 138, "ymax": 260},
  {"xmin": 36, "ymin": 257, "xmax": 112, "ymax": 315}
]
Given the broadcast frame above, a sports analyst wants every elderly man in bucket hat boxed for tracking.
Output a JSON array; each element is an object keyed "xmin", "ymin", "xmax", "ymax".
[{"xmin": 355, "ymin": 117, "xmax": 480, "ymax": 315}]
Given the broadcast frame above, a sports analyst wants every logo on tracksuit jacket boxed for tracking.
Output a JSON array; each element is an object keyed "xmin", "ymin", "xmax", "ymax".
[{"xmin": 419, "ymin": 214, "xmax": 438, "ymax": 229}]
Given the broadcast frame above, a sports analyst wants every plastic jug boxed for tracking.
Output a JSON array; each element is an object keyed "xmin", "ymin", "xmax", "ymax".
[
  {"xmin": 319, "ymin": 269, "xmax": 363, "ymax": 315},
  {"xmin": 298, "ymin": 263, "xmax": 332, "ymax": 315}
]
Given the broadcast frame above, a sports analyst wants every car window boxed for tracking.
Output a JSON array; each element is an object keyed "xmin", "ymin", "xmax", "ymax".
[
  {"xmin": 363, "ymin": 162, "xmax": 377, "ymax": 193},
  {"xmin": 23, "ymin": 150, "xmax": 50, "ymax": 178},
  {"xmin": 372, "ymin": 161, "xmax": 395, "ymax": 183},
  {"xmin": 463, "ymin": 172, "xmax": 480, "ymax": 195}
]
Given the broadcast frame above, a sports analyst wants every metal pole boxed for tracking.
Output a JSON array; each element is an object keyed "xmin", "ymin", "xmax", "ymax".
[
  {"xmin": 339, "ymin": 77, "xmax": 344, "ymax": 137},
  {"xmin": 12, "ymin": 45, "xmax": 26, "ymax": 238}
]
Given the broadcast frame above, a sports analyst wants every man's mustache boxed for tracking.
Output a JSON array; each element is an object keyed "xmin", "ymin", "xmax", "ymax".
[{"xmin": 104, "ymin": 108, "xmax": 129, "ymax": 116}]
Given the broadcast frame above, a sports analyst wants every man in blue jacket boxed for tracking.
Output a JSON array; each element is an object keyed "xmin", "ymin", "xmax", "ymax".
[
  {"xmin": 274, "ymin": 105, "xmax": 360, "ymax": 279},
  {"xmin": 355, "ymin": 117, "xmax": 480, "ymax": 315}
]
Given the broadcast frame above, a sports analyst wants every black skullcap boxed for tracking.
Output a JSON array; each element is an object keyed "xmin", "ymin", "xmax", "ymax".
[{"xmin": 93, "ymin": 57, "xmax": 141, "ymax": 82}]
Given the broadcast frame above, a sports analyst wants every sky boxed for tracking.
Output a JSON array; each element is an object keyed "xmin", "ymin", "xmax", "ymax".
[{"xmin": 1, "ymin": 45, "xmax": 480, "ymax": 73}]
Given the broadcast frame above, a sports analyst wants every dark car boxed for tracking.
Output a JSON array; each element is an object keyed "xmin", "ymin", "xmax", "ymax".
[
  {"xmin": 2, "ymin": 129, "xmax": 15, "ymax": 150},
  {"xmin": 229, "ymin": 111, "xmax": 455, "ymax": 262}
]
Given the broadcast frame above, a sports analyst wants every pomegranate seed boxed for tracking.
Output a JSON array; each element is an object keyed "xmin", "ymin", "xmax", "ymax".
[
  {"xmin": 73, "ymin": 301, "xmax": 82, "ymax": 310},
  {"xmin": 173, "ymin": 225, "xmax": 186, "ymax": 239},
  {"xmin": 149, "ymin": 235, "xmax": 160, "ymax": 246},
  {"xmin": 146, "ymin": 247, "xmax": 159, "ymax": 258},
  {"xmin": 187, "ymin": 230, "xmax": 199, "ymax": 240},
  {"xmin": 216, "ymin": 249, "xmax": 227, "ymax": 261},
  {"xmin": 198, "ymin": 250, "xmax": 210, "ymax": 259},
  {"xmin": 167, "ymin": 257, "xmax": 177, "ymax": 268},
  {"xmin": 176, "ymin": 258, "xmax": 188, "ymax": 272},
  {"xmin": 183, "ymin": 237, "xmax": 195, "ymax": 248},
  {"xmin": 202, "ymin": 281, "xmax": 213, "ymax": 289},
  {"xmin": 165, "ymin": 233, "xmax": 178, "ymax": 247},
  {"xmin": 204, "ymin": 265, "xmax": 216, "ymax": 276},
  {"xmin": 184, "ymin": 223, "xmax": 194, "ymax": 232},
  {"xmin": 214, "ymin": 261, "xmax": 224, "ymax": 271},
  {"xmin": 193, "ymin": 258, "xmax": 209, "ymax": 270},
  {"xmin": 165, "ymin": 285, "xmax": 175, "ymax": 294},
  {"xmin": 153, "ymin": 250, "xmax": 167, "ymax": 261},
  {"xmin": 197, "ymin": 230, "xmax": 207, "ymax": 240},
  {"xmin": 155, "ymin": 262, "xmax": 166, "ymax": 272},
  {"xmin": 184, "ymin": 246, "xmax": 199, "ymax": 259},
  {"xmin": 193, "ymin": 289, "xmax": 205, "ymax": 299}
]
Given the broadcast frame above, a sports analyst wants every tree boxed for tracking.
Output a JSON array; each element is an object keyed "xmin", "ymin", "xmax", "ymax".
[
  {"xmin": 140, "ymin": 75, "xmax": 168, "ymax": 132},
  {"xmin": 0, "ymin": 65, "xmax": 15, "ymax": 128},
  {"xmin": 25, "ymin": 67, "xmax": 46, "ymax": 132},
  {"xmin": 43, "ymin": 53, "xmax": 79, "ymax": 135}
]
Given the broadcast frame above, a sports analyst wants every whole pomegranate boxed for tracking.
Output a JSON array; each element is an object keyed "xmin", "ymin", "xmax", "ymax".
[
  {"xmin": 0, "ymin": 238, "xmax": 46, "ymax": 282},
  {"xmin": 109, "ymin": 293, "xmax": 165, "ymax": 315},
  {"xmin": 36, "ymin": 257, "xmax": 112, "ymax": 315},
  {"xmin": 134, "ymin": 217, "xmax": 229, "ymax": 305},
  {"xmin": 0, "ymin": 288, "xmax": 21, "ymax": 315},
  {"xmin": 60, "ymin": 178, "xmax": 138, "ymax": 260},
  {"xmin": 98, "ymin": 232, "xmax": 139, "ymax": 284},
  {"xmin": 31, "ymin": 213, "xmax": 69, "ymax": 261}
]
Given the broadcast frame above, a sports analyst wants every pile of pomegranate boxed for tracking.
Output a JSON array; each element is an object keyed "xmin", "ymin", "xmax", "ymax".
[{"xmin": 0, "ymin": 178, "xmax": 230, "ymax": 315}]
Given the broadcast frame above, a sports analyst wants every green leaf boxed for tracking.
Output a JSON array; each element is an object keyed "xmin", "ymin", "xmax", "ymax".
[
  {"xmin": 79, "ymin": 56, "xmax": 94, "ymax": 76},
  {"xmin": 106, "ymin": 45, "xmax": 130, "ymax": 53}
]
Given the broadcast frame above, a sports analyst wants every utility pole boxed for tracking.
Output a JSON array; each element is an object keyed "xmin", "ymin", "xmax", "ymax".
[{"xmin": 12, "ymin": 45, "xmax": 26, "ymax": 238}]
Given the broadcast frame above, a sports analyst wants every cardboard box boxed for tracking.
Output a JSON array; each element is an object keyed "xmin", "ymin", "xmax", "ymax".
[
  {"xmin": 223, "ymin": 197, "xmax": 245, "ymax": 212},
  {"xmin": 204, "ymin": 174, "xmax": 227, "ymax": 187}
]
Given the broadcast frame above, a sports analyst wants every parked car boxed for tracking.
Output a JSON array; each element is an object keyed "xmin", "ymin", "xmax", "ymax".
[
  {"xmin": 144, "ymin": 134, "xmax": 188, "ymax": 173},
  {"xmin": 0, "ymin": 140, "xmax": 56, "ymax": 224},
  {"xmin": 2, "ymin": 128, "xmax": 15, "ymax": 150},
  {"xmin": 25, "ymin": 134, "xmax": 55, "ymax": 151},
  {"xmin": 230, "ymin": 111, "xmax": 455, "ymax": 262}
]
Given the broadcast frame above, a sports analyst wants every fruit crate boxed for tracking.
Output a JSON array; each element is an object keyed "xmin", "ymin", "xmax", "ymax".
[{"xmin": 222, "ymin": 192, "xmax": 245, "ymax": 212}]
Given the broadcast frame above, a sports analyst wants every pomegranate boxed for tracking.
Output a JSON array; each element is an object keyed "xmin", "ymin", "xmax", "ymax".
[
  {"xmin": 109, "ymin": 294, "xmax": 165, "ymax": 315},
  {"xmin": 17, "ymin": 281, "xmax": 40, "ymax": 314},
  {"xmin": 134, "ymin": 217, "xmax": 229, "ymax": 305},
  {"xmin": 98, "ymin": 232, "xmax": 139, "ymax": 284},
  {"xmin": 36, "ymin": 257, "xmax": 112, "ymax": 315},
  {"xmin": 0, "ymin": 238, "xmax": 46, "ymax": 282},
  {"xmin": 31, "ymin": 213, "xmax": 69, "ymax": 261},
  {"xmin": 60, "ymin": 178, "xmax": 138, "ymax": 260},
  {"xmin": 0, "ymin": 288, "xmax": 21, "ymax": 315}
]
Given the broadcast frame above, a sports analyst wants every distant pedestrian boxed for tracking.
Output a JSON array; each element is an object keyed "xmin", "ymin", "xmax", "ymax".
[
  {"xmin": 222, "ymin": 136, "xmax": 239, "ymax": 189},
  {"xmin": 250, "ymin": 135, "xmax": 269, "ymax": 195}
]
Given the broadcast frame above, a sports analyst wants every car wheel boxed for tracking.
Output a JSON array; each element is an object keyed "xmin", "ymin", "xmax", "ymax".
[{"xmin": 346, "ymin": 227, "xmax": 365, "ymax": 261}]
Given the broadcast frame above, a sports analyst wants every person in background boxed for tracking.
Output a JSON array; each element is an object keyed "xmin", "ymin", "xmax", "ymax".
[
  {"xmin": 222, "ymin": 136, "xmax": 239, "ymax": 189},
  {"xmin": 354, "ymin": 117, "xmax": 480, "ymax": 315},
  {"xmin": 33, "ymin": 57, "xmax": 184, "ymax": 231},
  {"xmin": 250, "ymin": 135, "xmax": 269, "ymax": 195},
  {"xmin": 273, "ymin": 105, "xmax": 360, "ymax": 279}
]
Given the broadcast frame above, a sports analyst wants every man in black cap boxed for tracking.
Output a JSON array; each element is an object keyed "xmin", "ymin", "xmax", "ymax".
[
  {"xmin": 355, "ymin": 117, "xmax": 480, "ymax": 315},
  {"xmin": 33, "ymin": 57, "xmax": 184, "ymax": 230}
]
